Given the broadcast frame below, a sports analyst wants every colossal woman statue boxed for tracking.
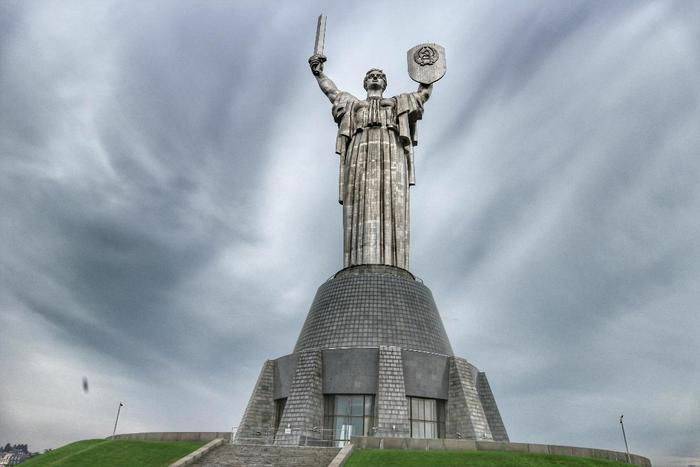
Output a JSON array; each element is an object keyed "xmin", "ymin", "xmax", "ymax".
[{"xmin": 309, "ymin": 54, "xmax": 433, "ymax": 270}]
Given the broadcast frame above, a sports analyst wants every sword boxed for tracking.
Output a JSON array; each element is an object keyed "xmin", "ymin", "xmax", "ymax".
[
  {"xmin": 314, "ymin": 14, "xmax": 326, "ymax": 57},
  {"xmin": 313, "ymin": 15, "xmax": 341, "ymax": 202}
]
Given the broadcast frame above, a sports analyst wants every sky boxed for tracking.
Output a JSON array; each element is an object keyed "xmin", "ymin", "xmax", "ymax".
[{"xmin": 0, "ymin": 0, "xmax": 698, "ymax": 465}]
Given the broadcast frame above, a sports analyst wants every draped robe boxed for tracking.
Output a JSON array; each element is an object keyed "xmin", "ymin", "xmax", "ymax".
[{"xmin": 332, "ymin": 91, "xmax": 427, "ymax": 270}]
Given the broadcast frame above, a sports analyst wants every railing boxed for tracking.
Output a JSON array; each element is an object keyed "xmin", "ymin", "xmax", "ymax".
[{"xmin": 231, "ymin": 426, "xmax": 349, "ymax": 447}]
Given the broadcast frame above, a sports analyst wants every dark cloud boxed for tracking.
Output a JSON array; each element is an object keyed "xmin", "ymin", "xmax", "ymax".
[{"xmin": 1, "ymin": 1, "xmax": 698, "ymax": 463}]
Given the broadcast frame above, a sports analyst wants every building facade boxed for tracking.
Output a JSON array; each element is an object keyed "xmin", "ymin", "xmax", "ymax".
[{"xmin": 235, "ymin": 265, "xmax": 508, "ymax": 446}]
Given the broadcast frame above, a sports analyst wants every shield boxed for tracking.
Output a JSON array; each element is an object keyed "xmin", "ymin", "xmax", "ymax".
[{"xmin": 407, "ymin": 43, "xmax": 446, "ymax": 84}]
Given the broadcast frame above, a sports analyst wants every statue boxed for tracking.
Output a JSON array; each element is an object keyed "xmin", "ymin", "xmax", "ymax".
[{"xmin": 308, "ymin": 15, "xmax": 445, "ymax": 270}]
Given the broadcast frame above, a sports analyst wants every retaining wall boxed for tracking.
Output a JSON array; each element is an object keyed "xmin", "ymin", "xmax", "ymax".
[
  {"xmin": 350, "ymin": 436, "xmax": 651, "ymax": 466},
  {"xmin": 110, "ymin": 432, "xmax": 231, "ymax": 442}
]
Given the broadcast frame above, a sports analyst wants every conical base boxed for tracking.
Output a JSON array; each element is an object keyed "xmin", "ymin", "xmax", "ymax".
[
  {"xmin": 295, "ymin": 265, "xmax": 453, "ymax": 355},
  {"xmin": 236, "ymin": 266, "xmax": 508, "ymax": 445}
]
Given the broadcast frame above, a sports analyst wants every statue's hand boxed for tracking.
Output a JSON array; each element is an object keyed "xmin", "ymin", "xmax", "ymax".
[{"xmin": 308, "ymin": 54, "xmax": 326, "ymax": 76}]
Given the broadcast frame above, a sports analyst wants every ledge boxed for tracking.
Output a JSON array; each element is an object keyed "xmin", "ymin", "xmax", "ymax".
[{"xmin": 333, "ymin": 264, "xmax": 415, "ymax": 281}]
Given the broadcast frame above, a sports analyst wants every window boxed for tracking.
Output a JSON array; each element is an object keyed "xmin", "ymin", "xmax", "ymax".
[
  {"xmin": 408, "ymin": 397, "xmax": 445, "ymax": 438},
  {"xmin": 323, "ymin": 395, "xmax": 375, "ymax": 446}
]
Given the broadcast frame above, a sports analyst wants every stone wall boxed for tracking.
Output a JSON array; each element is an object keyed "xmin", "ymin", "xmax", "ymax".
[
  {"xmin": 235, "ymin": 360, "xmax": 275, "ymax": 442},
  {"xmin": 375, "ymin": 346, "xmax": 410, "ymax": 437},
  {"xmin": 446, "ymin": 357, "xmax": 493, "ymax": 440},
  {"xmin": 275, "ymin": 349, "xmax": 324, "ymax": 445},
  {"xmin": 476, "ymin": 371, "xmax": 509, "ymax": 442}
]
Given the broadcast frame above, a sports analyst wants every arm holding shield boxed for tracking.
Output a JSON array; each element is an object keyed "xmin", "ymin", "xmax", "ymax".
[
  {"xmin": 405, "ymin": 43, "xmax": 444, "ymax": 106},
  {"xmin": 415, "ymin": 82, "xmax": 433, "ymax": 104}
]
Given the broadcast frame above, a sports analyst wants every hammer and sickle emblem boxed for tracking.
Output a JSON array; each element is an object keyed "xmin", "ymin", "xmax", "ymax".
[{"xmin": 413, "ymin": 46, "xmax": 439, "ymax": 66}]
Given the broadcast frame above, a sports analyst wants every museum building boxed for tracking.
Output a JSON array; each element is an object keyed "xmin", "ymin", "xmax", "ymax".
[{"xmin": 235, "ymin": 265, "xmax": 509, "ymax": 446}]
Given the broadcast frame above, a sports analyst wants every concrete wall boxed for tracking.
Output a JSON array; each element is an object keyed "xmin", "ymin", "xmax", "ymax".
[
  {"xmin": 350, "ymin": 437, "xmax": 652, "ymax": 467},
  {"xmin": 111, "ymin": 432, "xmax": 231, "ymax": 442}
]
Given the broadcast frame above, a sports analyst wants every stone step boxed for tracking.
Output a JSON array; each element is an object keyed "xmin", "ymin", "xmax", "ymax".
[{"xmin": 192, "ymin": 444, "xmax": 340, "ymax": 467}]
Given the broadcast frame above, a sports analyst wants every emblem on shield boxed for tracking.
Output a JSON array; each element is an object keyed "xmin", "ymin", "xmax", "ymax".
[
  {"xmin": 414, "ymin": 46, "xmax": 439, "ymax": 66},
  {"xmin": 407, "ymin": 43, "xmax": 446, "ymax": 84}
]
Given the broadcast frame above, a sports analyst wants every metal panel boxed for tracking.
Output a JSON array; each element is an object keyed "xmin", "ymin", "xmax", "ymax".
[
  {"xmin": 402, "ymin": 349, "xmax": 449, "ymax": 399},
  {"xmin": 322, "ymin": 348, "xmax": 378, "ymax": 394}
]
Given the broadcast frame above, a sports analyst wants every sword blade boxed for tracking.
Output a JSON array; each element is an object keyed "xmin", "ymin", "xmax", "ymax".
[{"xmin": 314, "ymin": 14, "xmax": 326, "ymax": 56}]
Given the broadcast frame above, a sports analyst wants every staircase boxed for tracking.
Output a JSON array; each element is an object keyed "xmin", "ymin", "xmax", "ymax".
[{"xmin": 192, "ymin": 443, "xmax": 341, "ymax": 467}]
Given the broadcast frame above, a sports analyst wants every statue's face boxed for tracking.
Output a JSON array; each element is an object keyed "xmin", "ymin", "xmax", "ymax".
[{"xmin": 364, "ymin": 69, "xmax": 387, "ymax": 92}]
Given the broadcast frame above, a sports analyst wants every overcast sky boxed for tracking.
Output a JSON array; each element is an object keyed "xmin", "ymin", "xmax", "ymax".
[{"xmin": 1, "ymin": 1, "xmax": 698, "ymax": 465}]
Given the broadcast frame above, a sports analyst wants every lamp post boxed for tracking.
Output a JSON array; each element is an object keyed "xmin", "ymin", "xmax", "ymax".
[
  {"xmin": 619, "ymin": 414, "xmax": 630, "ymax": 463},
  {"xmin": 112, "ymin": 402, "xmax": 125, "ymax": 438}
]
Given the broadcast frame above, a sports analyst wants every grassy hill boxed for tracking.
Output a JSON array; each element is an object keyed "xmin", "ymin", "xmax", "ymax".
[
  {"xmin": 20, "ymin": 441, "xmax": 634, "ymax": 466},
  {"xmin": 345, "ymin": 449, "xmax": 632, "ymax": 466},
  {"xmin": 21, "ymin": 439, "xmax": 204, "ymax": 467}
]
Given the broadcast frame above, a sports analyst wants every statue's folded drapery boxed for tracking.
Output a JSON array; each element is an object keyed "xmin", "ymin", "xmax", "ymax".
[{"xmin": 331, "ymin": 91, "xmax": 427, "ymax": 270}]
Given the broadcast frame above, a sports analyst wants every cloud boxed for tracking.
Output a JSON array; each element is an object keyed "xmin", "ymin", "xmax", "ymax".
[{"xmin": 1, "ymin": 0, "xmax": 698, "ymax": 462}]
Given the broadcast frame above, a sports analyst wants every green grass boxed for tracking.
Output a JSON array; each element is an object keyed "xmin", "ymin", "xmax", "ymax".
[
  {"xmin": 21, "ymin": 439, "xmax": 205, "ymax": 467},
  {"xmin": 345, "ymin": 449, "xmax": 631, "ymax": 466}
]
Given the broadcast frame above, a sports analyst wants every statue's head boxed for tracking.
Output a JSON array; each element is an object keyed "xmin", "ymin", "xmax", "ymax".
[{"xmin": 363, "ymin": 68, "xmax": 387, "ymax": 93}]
